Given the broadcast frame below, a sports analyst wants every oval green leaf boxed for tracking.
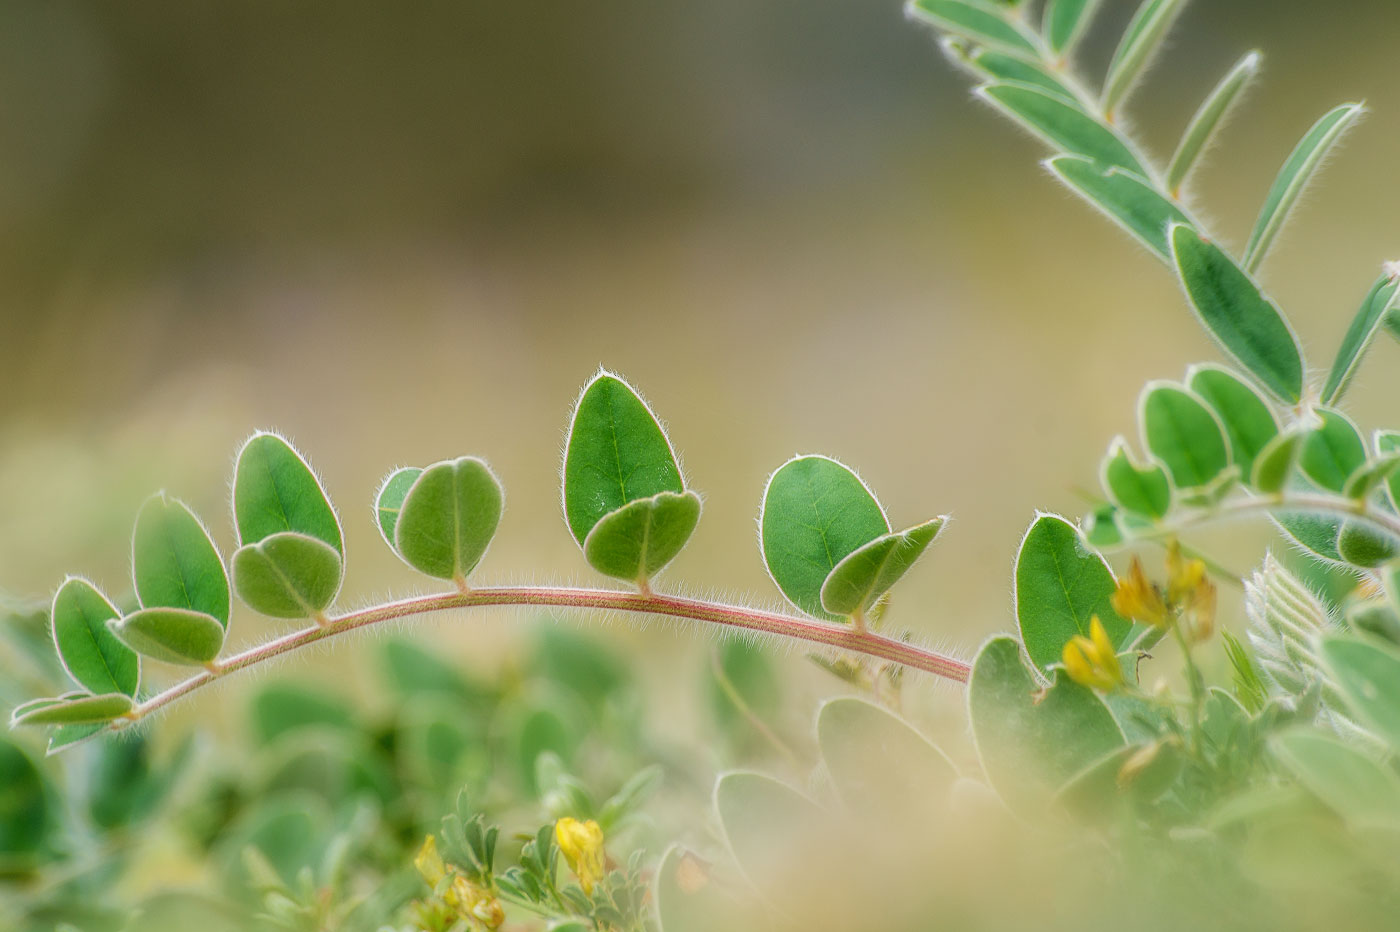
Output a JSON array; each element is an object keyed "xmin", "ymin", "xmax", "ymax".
[
  {"xmin": 132, "ymin": 493, "xmax": 230, "ymax": 628},
  {"xmin": 1139, "ymin": 381, "xmax": 1230, "ymax": 491},
  {"xmin": 233, "ymin": 432, "xmax": 343, "ymax": 554},
  {"xmin": 232, "ymin": 531, "xmax": 343, "ymax": 618},
  {"xmin": 51, "ymin": 577, "xmax": 139, "ymax": 698},
  {"xmin": 1170, "ymin": 224, "xmax": 1304, "ymax": 403},
  {"xmin": 978, "ymin": 83, "xmax": 1145, "ymax": 176},
  {"xmin": 1250, "ymin": 428, "xmax": 1304, "ymax": 493},
  {"xmin": 1047, "ymin": 156, "xmax": 1189, "ymax": 260},
  {"xmin": 394, "ymin": 457, "xmax": 504, "ymax": 582},
  {"xmin": 109, "ymin": 607, "xmax": 226, "ymax": 666},
  {"xmin": 1243, "ymin": 103, "xmax": 1366, "ymax": 274},
  {"xmin": 907, "ymin": 0, "xmax": 1039, "ymax": 56},
  {"xmin": 1299, "ymin": 408, "xmax": 1366, "ymax": 493},
  {"xmin": 1099, "ymin": 437, "xmax": 1170, "ymax": 519},
  {"xmin": 968, "ymin": 637, "xmax": 1125, "ymax": 813},
  {"xmin": 1186, "ymin": 363, "xmax": 1279, "ymax": 481},
  {"xmin": 819, "ymin": 518, "xmax": 945, "ymax": 617},
  {"xmin": 582, "ymin": 490, "xmax": 701, "ymax": 584},
  {"xmin": 1166, "ymin": 51, "xmax": 1261, "ymax": 194},
  {"xmin": 817, "ymin": 697, "xmax": 956, "ymax": 820},
  {"xmin": 563, "ymin": 372, "xmax": 686, "ymax": 545},
  {"xmin": 1015, "ymin": 514, "xmax": 1130, "ymax": 671},
  {"xmin": 1319, "ymin": 635, "xmax": 1400, "ymax": 752},
  {"xmin": 1043, "ymin": 0, "xmax": 1103, "ymax": 56},
  {"xmin": 1270, "ymin": 728, "xmax": 1400, "ymax": 828},
  {"xmin": 11, "ymin": 692, "xmax": 132, "ymax": 727},
  {"xmin": 1337, "ymin": 522, "xmax": 1400, "ymax": 569},
  {"xmin": 1322, "ymin": 274, "xmax": 1400, "ymax": 406},
  {"xmin": 374, "ymin": 466, "xmax": 422, "ymax": 548},
  {"xmin": 760, "ymin": 455, "xmax": 890, "ymax": 622}
]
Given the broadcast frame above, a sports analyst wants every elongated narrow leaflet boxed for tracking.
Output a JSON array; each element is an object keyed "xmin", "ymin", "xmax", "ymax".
[
  {"xmin": 1167, "ymin": 52, "xmax": 1261, "ymax": 194},
  {"xmin": 978, "ymin": 83, "xmax": 1146, "ymax": 176},
  {"xmin": 1043, "ymin": 0, "xmax": 1103, "ymax": 57},
  {"xmin": 1322, "ymin": 274, "xmax": 1400, "ymax": 405},
  {"xmin": 1102, "ymin": 0, "xmax": 1185, "ymax": 117},
  {"xmin": 1047, "ymin": 156, "xmax": 1188, "ymax": 260}
]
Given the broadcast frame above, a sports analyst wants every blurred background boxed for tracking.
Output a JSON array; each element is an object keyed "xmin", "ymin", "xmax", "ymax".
[{"xmin": 3, "ymin": 0, "xmax": 1400, "ymax": 735}]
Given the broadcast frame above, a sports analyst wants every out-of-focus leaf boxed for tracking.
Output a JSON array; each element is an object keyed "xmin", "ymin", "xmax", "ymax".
[
  {"xmin": 1047, "ymin": 156, "xmax": 1188, "ymax": 260},
  {"xmin": 1166, "ymin": 52, "xmax": 1260, "ymax": 193},
  {"xmin": 978, "ymin": 83, "xmax": 1145, "ymax": 176}
]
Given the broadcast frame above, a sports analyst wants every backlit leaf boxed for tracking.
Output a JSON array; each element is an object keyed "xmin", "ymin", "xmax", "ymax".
[
  {"xmin": 51, "ymin": 578, "xmax": 139, "ymax": 698},
  {"xmin": 132, "ymin": 493, "xmax": 230, "ymax": 628},
  {"xmin": 1102, "ymin": 0, "xmax": 1185, "ymax": 116},
  {"xmin": 978, "ymin": 83, "xmax": 1145, "ymax": 176},
  {"xmin": 1015, "ymin": 514, "xmax": 1130, "ymax": 671},
  {"xmin": 233, "ymin": 432, "xmax": 343, "ymax": 553},
  {"xmin": 394, "ymin": 457, "xmax": 504, "ymax": 582},
  {"xmin": 907, "ymin": 0, "xmax": 1039, "ymax": 56},
  {"xmin": 819, "ymin": 518, "xmax": 945, "ymax": 617},
  {"xmin": 11, "ymin": 692, "xmax": 132, "ymax": 727},
  {"xmin": 1166, "ymin": 52, "xmax": 1260, "ymax": 194},
  {"xmin": 1322, "ymin": 274, "xmax": 1400, "ymax": 405},
  {"xmin": 374, "ymin": 466, "xmax": 422, "ymax": 548},
  {"xmin": 1099, "ymin": 437, "xmax": 1170, "ymax": 519},
  {"xmin": 109, "ymin": 607, "xmax": 226, "ymax": 666},
  {"xmin": 1047, "ymin": 156, "xmax": 1188, "ymax": 260},
  {"xmin": 1043, "ymin": 0, "xmax": 1103, "ymax": 56},
  {"xmin": 582, "ymin": 490, "xmax": 701, "ymax": 584},
  {"xmin": 232, "ymin": 531, "xmax": 343, "ymax": 618},
  {"xmin": 1139, "ymin": 382, "xmax": 1230, "ymax": 491}
]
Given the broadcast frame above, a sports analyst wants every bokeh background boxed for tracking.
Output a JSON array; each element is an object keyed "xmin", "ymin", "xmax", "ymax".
[{"xmin": 3, "ymin": 0, "xmax": 1400, "ymax": 734}]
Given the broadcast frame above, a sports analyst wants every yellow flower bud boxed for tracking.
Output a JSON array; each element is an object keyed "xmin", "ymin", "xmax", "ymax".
[
  {"xmin": 1111, "ymin": 558, "xmax": 1169, "ymax": 628},
  {"xmin": 1062, "ymin": 616, "xmax": 1124, "ymax": 692},
  {"xmin": 414, "ymin": 835, "xmax": 447, "ymax": 888},
  {"xmin": 1166, "ymin": 541, "xmax": 1207, "ymax": 606},
  {"xmin": 555, "ymin": 817, "xmax": 606, "ymax": 896}
]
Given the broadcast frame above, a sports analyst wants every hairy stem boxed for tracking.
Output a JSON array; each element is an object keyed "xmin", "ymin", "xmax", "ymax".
[{"xmin": 119, "ymin": 586, "xmax": 972, "ymax": 724}]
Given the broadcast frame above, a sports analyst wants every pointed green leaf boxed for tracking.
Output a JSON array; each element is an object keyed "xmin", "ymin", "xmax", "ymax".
[
  {"xmin": 233, "ymin": 432, "xmax": 343, "ymax": 554},
  {"xmin": 1047, "ymin": 157, "xmax": 1189, "ymax": 260},
  {"xmin": 1243, "ymin": 103, "xmax": 1366, "ymax": 273},
  {"xmin": 1015, "ymin": 514, "xmax": 1131, "ymax": 671},
  {"xmin": 582, "ymin": 490, "xmax": 701, "ymax": 584},
  {"xmin": 1099, "ymin": 437, "xmax": 1170, "ymax": 519},
  {"xmin": 11, "ymin": 692, "xmax": 131, "ymax": 727},
  {"xmin": 1166, "ymin": 52, "xmax": 1261, "ymax": 194},
  {"xmin": 1299, "ymin": 408, "xmax": 1365, "ymax": 493},
  {"xmin": 1170, "ymin": 225, "xmax": 1304, "ymax": 402},
  {"xmin": 1102, "ymin": 0, "xmax": 1185, "ymax": 115},
  {"xmin": 819, "ymin": 518, "xmax": 945, "ymax": 617},
  {"xmin": 109, "ymin": 608, "xmax": 225, "ymax": 665},
  {"xmin": 817, "ymin": 697, "xmax": 956, "ymax": 820},
  {"xmin": 563, "ymin": 372, "xmax": 686, "ymax": 545},
  {"xmin": 51, "ymin": 578, "xmax": 139, "ymax": 698},
  {"xmin": 760, "ymin": 455, "xmax": 890, "ymax": 622},
  {"xmin": 374, "ymin": 467, "xmax": 422, "ymax": 548},
  {"xmin": 1139, "ymin": 382, "xmax": 1230, "ymax": 491},
  {"xmin": 132, "ymin": 493, "xmax": 230, "ymax": 628},
  {"xmin": 978, "ymin": 83, "xmax": 1145, "ymax": 176},
  {"xmin": 1187, "ymin": 364, "xmax": 1279, "ymax": 481},
  {"xmin": 968, "ymin": 637, "xmax": 1124, "ymax": 812},
  {"xmin": 1336, "ymin": 522, "xmax": 1399, "ymax": 569},
  {"xmin": 232, "ymin": 531, "xmax": 343, "ymax": 618},
  {"xmin": 1250, "ymin": 428, "xmax": 1304, "ymax": 493},
  {"xmin": 393, "ymin": 457, "xmax": 504, "ymax": 582},
  {"xmin": 1319, "ymin": 635, "xmax": 1400, "ymax": 751},
  {"xmin": 948, "ymin": 42, "xmax": 1079, "ymax": 104},
  {"xmin": 907, "ymin": 0, "xmax": 1039, "ymax": 56},
  {"xmin": 1271, "ymin": 729, "xmax": 1400, "ymax": 828},
  {"xmin": 1322, "ymin": 275, "xmax": 1400, "ymax": 405},
  {"xmin": 1044, "ymin": 0, "xmax": 1103, "ymax": 56}
]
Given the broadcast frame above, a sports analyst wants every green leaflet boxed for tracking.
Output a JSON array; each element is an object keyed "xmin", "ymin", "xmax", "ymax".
[
  {"xmin": 819, "ymin": 517, "xmax": 945, "ymax": 618},
  {"xmin": 960, "ymin": 45, "xmax": 1080, "ymax": 104},
  {"xmin": 374, "ymin": 467, "xmax": 422, "ymax": 547},
  {"xmin": 1274, "ymin": 512, "xmax": 1342, "ymax": 564},
  {"xmin": 1083, "ymin": 503, "xmax": 1125, "ymax": 548},
  {"xmin": 232, "ymin": 531, "xmax": 344, "ymax": 618},
  {"xmin": 1270, "ymin": 729, "xmax": 1400, "ymax": 828},
  {"xmin": 1139, "ymin": 382, "xmax": 1230, "ymax": 491},
  {"xmin": 51, "ymin": 577, "xmax": 139, "ymax": 698},
  {"xmin": 563, "ymin": 372, "xmax": 686, "ymax": 545},
  {"xmin": 760, "ymin": 455, "xmax": 890, "ymax": 622},
  {"xmin": 968, "ymin": 637, "xmax": 1124, "ymax": 813},
  {"xmin": 1057, "ymin": 742, "xmax": 1183, "ymax": 822},
  {"xmin": 817, "ymin": 697, "xmax": 956, "ymax": 821},
  {"xmin": 977, "ymin": 83, "xmax": 1145, "ymax": 176},
  {"xmin": 233, "ymin": 432, "xmax": 343, "ymax": 554},
  {"xmin": 1099, "ymin": 437, "xmax": 1170, "ymax": 519},
  {"xmin": 394, "ymin": 457, "xmax": 504, "ymax": 582},
  {"xmin": 1243, "ymin": 103, "xmax": 1366, "ymax": 274},
  {"xmin": 132, "ymin": 494, "xmax": 230, "ymax": 628},
  {"xmin": 907, "ymin": 0, "xmax": 1039, "ymax": 56},
  {"xmin": 1043, "ymin": 0, "xmax": 1103, "ymax": 56},
  {"xmin": 655, "ymin": 845, "xmax": 747, "ymax": 932},
  {"xmin": 1170, "ymin": 225, "xmax": 1304, "ymax": 403},
  {"xmin": 1322, "ymin": 275, "xmax": 1400, "ymax": 405},
  {"xmin": 1319, "ymin": 635, "xmax": 1400, "ymax": 752},
  {"xmin": 1378, "ymin": 431, "xmax": 1400, "ymax": 511},
  {"xmin": 1047, "ymin": 156, "xmax": 1188, "ymax": 260},
  {"xmin": 1250, "ymin": 428, "xmax": 1304, "ymax": 493},
  {"xmin": 1101, "ymin": 0, "xmax": 1185, "ymax": 115},
  {"xmin": 1336, "ymin": 522, "xmax": 1399, "ymax": 569},
  {"xmin": 11, "ymin": 692, "xmax": 132, "ymax": 727},
  {"xmin": 1166, "ymin": 52, "xmax": 1260, "ymax": 194},
  {"xmin": 0, "ymin": 738, "xmax": 49, "ymax": 855},
  {"xmin": 1342, "ymin": 453, "xmax": 1400, "ymax": 502},
  {"xmin": 583, "ymin": 490, "xmax": 702, "ymax": 584},
  {"xmin": 1299, "ymin": 408, "xmax": 1366, "ymax": 493},
  {"xmin": 1015, "ymin": 514, "xmax": 1130, "ymax": 671},
  {"xmin": 1187, "ymin": 364, "xmax": 1279, "ymax": 482},
  {"xmin": 47, "ymin": 724, "xmax": 106, "ymax": 755},
  {"xmin": 109, "ymin": 608, "xmax": 226, "ymax": 665}
]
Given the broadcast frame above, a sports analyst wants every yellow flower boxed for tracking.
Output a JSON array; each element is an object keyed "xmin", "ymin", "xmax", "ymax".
[
  {"xmin": 1062, "ymin": 616, "xmax": 1124, "ymax": 692},
  {"xmin": 414, "ymin": 835, "xmax": 447, "ymax": 887},
  {"xmin": 555, "ymin": 817, "xmax": 606, "ymax": 895},
  {"xmin": 413, "ymin": 834, "xmax": 504, "ymax": 930},
  {"xmin": 1166, "ymin": 541, "xmax": 1207, "ymax": 606},
  {"xmin": 1111, "ymin": 557, "xmax": 1169, "ymax": 628}
]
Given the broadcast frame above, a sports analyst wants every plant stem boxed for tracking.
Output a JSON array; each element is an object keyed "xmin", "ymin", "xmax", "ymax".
[
  {"xmin": 1130, "ymin": 491, "xmax": 1400, "ymax": 542},
  {"xmin": 118, "ymin": 586, "xmax": 972, "ymax": 725}
]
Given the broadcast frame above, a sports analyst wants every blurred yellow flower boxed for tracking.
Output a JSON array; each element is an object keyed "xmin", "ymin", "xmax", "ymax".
[
  {"xmin": 1111, "ymin": 557, "xmax": 1168, "ymax": 628},
  {"xmin": 1062, "ymin": 616, "xmax": 1124, "ymax": 692},
  {"xmin": 555, "ymin": 817, "xmax": 606, "ymax": 895}
]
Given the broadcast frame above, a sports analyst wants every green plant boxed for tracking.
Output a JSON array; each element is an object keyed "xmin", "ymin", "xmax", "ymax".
[{"xmin": 10, "ymin": 1, "xmax": 1400, "ymax": 930}]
